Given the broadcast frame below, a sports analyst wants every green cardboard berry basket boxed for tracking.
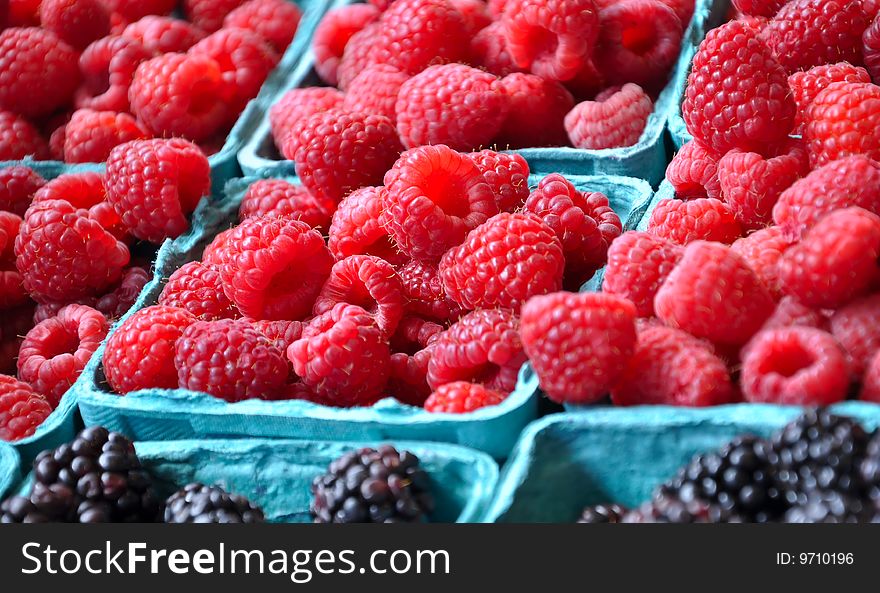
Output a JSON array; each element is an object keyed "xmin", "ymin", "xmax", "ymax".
[
  {"xmin": 0, "ymin": 441, "xmax": 20, "ymax": 502},
  {"xmin": 72, "ymin": 173, "xmax": 652, "ymax": 460}
]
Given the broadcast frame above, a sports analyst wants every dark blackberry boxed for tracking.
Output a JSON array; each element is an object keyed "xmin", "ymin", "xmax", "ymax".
[
  {"xmin": 164, "ymin": 483, "xmax": 265, "ymax": 523},
  {"xmin": 623, "ymin": 487, "xmax": 743, "ymax": 523},
  {"xmin": 577, "ymin": 504, "xmax": 627, "ymax": 523},
  {"xmin": 859, "ymin": 430, "xmax": 880, "ymax": 502},
  {"xmin": 784, "ymin": 490, "xmax": 874, "ymax": 523},
  {"xmin": 311, "ymin": 445, "xmax": 435, "ymax": 523}
]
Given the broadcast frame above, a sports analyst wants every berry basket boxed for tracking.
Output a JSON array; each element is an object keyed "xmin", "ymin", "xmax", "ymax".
[
  {"xmin": 482, "ymin": 404, "xmax": 880, "ymax": 522},
  {"xmin": 0, "ymin": 440, "xmax": 20, "ymax": 501},
  {"xmin": 72, "ymin": 173, "xmax": 653, "ymax": 460}
]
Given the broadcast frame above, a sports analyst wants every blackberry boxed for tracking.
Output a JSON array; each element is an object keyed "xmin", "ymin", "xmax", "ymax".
[
  {"xmin": 311, "ymin": 445, "xmax": 435, "ymax": 523},
  {"xmin": 624, "ymin": 486, "xmax": 743, "ymax": 523},
  {"xmin": 859, "ymin": 431, "xmax": 880, "ymax": 502},
  {"xmin": 164, "ymin": 483, "xmax": 265, "ymax": 523},
  {"xmin": 577, "ymin": 504, "xmax": 627, "ymax": 523},
  {"xmin": 784, "ymin": 490, "xmax": 874, "ymax": 523}
]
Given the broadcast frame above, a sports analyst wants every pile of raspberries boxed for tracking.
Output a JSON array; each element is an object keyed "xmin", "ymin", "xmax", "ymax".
[
  {"xmin": 0, "ymin": 137, "xmax": 211, "ymax": 442},
  {"xmin": 101, "ymin": 145, "xmax": 624, "ymax": 412},
  {"xmin": 0, "ymin": 0, "xmax": 301, "ymax": 162},
  {"xmin": 268, "ymin": 0, "xmax": 694, "ymax": 155}
]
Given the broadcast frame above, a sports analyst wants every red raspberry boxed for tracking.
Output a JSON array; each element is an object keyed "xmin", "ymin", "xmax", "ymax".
[
  {"xmin": 788, "ymin": 63, "xmax": 871, "ymax": 135},
  {"xmin": 342, "ymin": 64, "xmax": 409, "ymax": 122},
  {"xmin": 0, "ymin": 212, "xmax": 25, "ymax": 309},
  {"xmin": 270, "ymin": 87, "xmax": 344, "ymax": 155},
  {"xmin": 288, "ymin": 109, "xmax": 402, "ymax": 205},
  {"xmin": 328, "ymin": 186, "xmax": 404, "ymax": 265},
  {"xmin": 250, "ymin": 319, "xmax": 304, "ymax": 354},
  {"xmin": 62, "ymin": 109, "xmax": 151, "ymax": 164},
  {"xmin": 0, "ymin": 166, "xmax": 43, "ymax": 217},
  {"xmin": 732, "ymin": 0, "xmax": 787, "ymax": 17},
  {"xmin": 159, "ymin": 261, "xmax": 238, "ymax": 321},
  {"xmin": 655, "ymin": 241, "xmax": 775, "ymax": 346},
  {"xmin": 397, "ymin": 260, "xmax": 462, "ymax": 323},
  {"xmin": 216, "ymin": 216, "xmax": 333, "ymax": 320},
  {"xmin": 450, "ymin": 0, "xmax": 491, "ymax": 34},
  {"xmin": 102, "ymin": 0, "xmax": 177, "ymax": 22},
  {"xmin": 39, "ymin": 0, "xmax": 110, "ymax": 50},
  {"xmin": 121, "ymin": 16, "xmax": 206, "ymax": 54},
  {"xmin": 390, "ymin": 315, "xmax": 444, "ymax": 354},
  {"xmin": 740, "ymin": 327, "xmax": 849, "ymax": 405},
  {"xmin": 76, "ymin": 35, "xmax": 152, "ymax": 113},
  {"xmin": 830, "ymin": 294, "xmax": 880, "ymax": 377},
  {"xmin": 683, "ymin": 21, "xmax": 795, "ymax": 155},
  {"xmin": 496, "ymin": 73, "xmax": 574, "ymax": 149},
  {"xmin": 602, "ymin": 230, "xmax": 683, "ymax": 317},
  {"xmin": 467, "ymin": 150, "xmax": 530, "ymax": 213},
  {"xmin": 502, "ymin": 0, "xmax": 599, "ymax": 81},
  {"xmin": 17, "ymin": 304, "xmax": 108, "ymax": 406},
  {"xmin": 33, "ymin": 298, "xmax": 97, "ymax": 325},
  {"xmin": 717, "ymin": 149, "xmax": 805, "ymax": 231},
  {"xmin": 95, "ymin": 266, "xmax": 151, "ymax": 319},
  {"xmin": 760, "ymin": 0, "xmax": 870, "ymax": 74},
  {"xmin": 0, "ymin": 27, "xmax": 80, "ymax": 119},
  {"xmin": 0, "ymin": 110, "xmax": 49, "ymax": 161},
  {"xmin": 238, "ymin": 179, "xmax": 331, "ymax": 230},
  {"xmin": 647, "ymin": 198, "xmax": 742, "ymax": 245},
  {"xmin": 525, "ymin": 174, "xmax": 622, "ymax": 289},
  {"xmin": 175, "ymin": 319, "xmax": 288, "ymax": 402},
  {"xmin": 313, "ymin": 255, "xmax": 405, "ymax": 336},
  {"xmin": 395, "ymin": 63, "xmax": 509, "ymax": 151},
  {"xmin": 288, "ymin": 303, "xmax": 391, "ymax": 407},
  {"xmin": 762, "ymin": 296, "xmax": 827, "ymax": 332},
  {"xmin": 780, "ymin": 207, "xmax": 880, "ymax": 308},
  {"xmin": 862, "ymin": 350, "xmax": 880, "ymax": 402},
  {"xmin": 15, "ymin": 199, "xmax": 130, "ymax": 303},
  {"xmin": 805, "ymin": 82, "xmax": 880, "ymax": 168},
  {"xmin": 864, "ymin": 12, "xmax": 880, "ymax": 81},
  {"xmin": 383, "ymin": 145, "xmax": 498, "ymax": 262},
  {"xmin": 471, "ymin": 22, "xmax": 523, "ymax": 78},
  {"xmin": 665, "ymin": 141, "xmax": 722, "ymax": 200},
  {"xmin": 30, "ymin": 172, "xmax": 129, "ymax": 240},
  {"xmin": 0, "ymin": 375, "xmax": 51, "ymax": 441},
  {"xmin": 426, "ymin": 308, "xmax": 525, "ymax": 392},
  {"xmin": 424, "ymin": 381, "xmax": 505, "ymax": 413},
  {"xmin": 313, "ymin": 4, "xmax": 380, "ymax": 87},
  {"xmin": 521, "ymin": 291, "xmax": 636, "ymax": 404},
  {"xmin": 388, "ymin": 348, "xmax": 433, "ymax": 406},
  {"xmin": 104, "ymin": 304, "xmax": 196, "ymax": 393},
  {"xmin": 730, "ymin": 225, "xmax": 797, "ymax": 298},
  {"xmin": 183, "ymin": 0, "xmax": 246, "ymax": 32},
  {"xmin": 565, "ymin": 83, "xmax": 652, "ymax": 149},
  {"xmin": 223, "ymin": 0, "xmax": 302, "ymax": 53},
  {"xmin": 105, "ymin": 138, "xmax": 210, "ymax": 244},
  {"xmin": 594, "ymin": 0, "xmax": 683, "ymax": 92},
  {"xmin": 334, "ymin": 21, "xmax": 382, "ymax": 91}
]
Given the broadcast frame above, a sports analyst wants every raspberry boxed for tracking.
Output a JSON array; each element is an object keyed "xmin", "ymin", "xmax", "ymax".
[
  {"xmin": 342, "ymin": 64, "xmax": 409, "ymax": 122},
  {"xmin": 17, "ymin": 304, "xmax": 108, "ymax": 406},
  {"xmin": 238, "ymin": 179, "xmax": 331, "ymax": 230},
  {"xmin": 103, "ymin": 0, "xmax": 177, "ymax": 22},
  {"xmin": 104, "ymin": 304, "xmax": 196, "ymax": 394},
  {"xmin": 450, "ymin": 0, "xmax": 491, "ymax": 34},
  {"xmin": 788, "ymin": 63, "xmax": 871, "ymax": 135},
  {"xmin": 521, "ymin": 291, "xmax": 636, "ymax": 404},
  {"xmin": 15, "ymin": 199, "xmax": 130, "ymax": 303},
  {"xmin": 216, "ymin": 216, "xmax": 333, "ymax": 320},
  {"xmin": 779, "ymin": 207, "xmax": 880, "ymax": 308},
  {"xmin": 313, "ymin": 4, "xmax": 380, "ymax": 87},
  {"xmin": 647, "ymin": 198, "xmax": 742, "ymax": 245},
  {"xmin": 864, "ymin": 13, "xmax": 880, "ymax": 81},
  {"xmin": 0, "ymin": 27, "xmax": 80, "ymax": 119},
  {"xmin": 270, "ymin": 87, "xmax": 344, "ymax": 155},
  {"xmin": 762, "ymin": 296, "xmax": 827, "ymax": 332},
  {"xmin": 740, "ymin": 327, "xmax": 849, "ymax": 405},
  {"xmin": 395, "ymin": 261, "xmax": 460, "ymax": 323},
  {"xmin": 77, "ymin": 35, "xmax": 152, "ymax": 113},
  {"xmin": 39, "ymin": 0, "xmax": 109, "ymax": 50},
  {"xmin": 223, "ymin": 0, "xmax": 302, "ymax": 53},
  {"xmin": 655, "ymin": 241, "xmax": 775, "ymax": 346},
  {"xmin": 175, "ymin": 319, "xmax": 288, "ymax": 402},
  {"xmin": 250, "ymin": 319, "xmax": 303, "ymax": 354},
  {"xmin": 30, "ymin": 172, "xmax": 129, "ymax": 240},
  {"xmin": 95, "ymin": 266, "xmax": 150, "ymax": 319},
  {"xmin": 121, "ymin": 16, "xmax": 206, "ymax": 54},
  {"xmin": 440, "ymin": 212, "xmax": 565, "ymax": 311},
  {"xmin": 732, "ymin": 0, "xmax": 787, "ymax": 17},
  {"xmin": 602, "ymin": 230, "xmax": 683, "ymax": 317},
  {"xmin": 665, "ymin": 141, "xmax": 722, "ymax": 200},
  {"xmin": 390, "ymin": 315, "xmax": 443, "ymax": 354},
  {"xmin": 564, "ymin": 83, "xmax": 652, "ymax": 149},
  {"xmin": 388, "ymin": 348, "xmax": 433, "ymax": 406},
  {"xmin": 0, "ymin": 110, "xmax": 49, "ymax": 160},
  {"xmin": 334, "ymin": 21, "xmax": 382, "ymax": 91},
  {"xmin": 426, "ymin": 308, "xmax": 525, "ymax": 392},
  {"xmin": 288, "ymin": 109, "xmax": 402, "ymax": 205},
  {"xmin": 730, "ymin": 225, "xmax": 797, "ymax": 298},
  {"xmin": 62, "ymin": 109, "xmax": 151, "ymax": 164},
  {"xmin": 496, "ymin": 73, "xmax": 574, "ymax": 149},
  {"xmin": 288, "ymin": 303, "xmax": 391, "ymax": 407},
  {"xmin": 471, "ymin": 22, "xmax": 523, "ymax": 78},
  {"xmin": 717, "ymin": 149, "xmax": 805, "ymax": 231},
  {"xmin": 829, "ymin": 294, "xmax": 880, "ymax": 377},
  {"xmin": 0, "ymin": 212, "xmax": 25, "ymax": 309},
  {"xmin": 395, "ymin": 63, "xmax": 509, "ymax": 151},
  {"xmin": 611, "ymin": 325, "xmax": 735, "ymax": 407},
  {"xmin": 0, "ymin": 166, "xmax": 45, "ymax": 217},
  {"xmin": 525, "ymin": 174, "xmax": 622, "ymax": 289},
  {"xmin": 805, "ymin": 82, "xmax": 880, "ymax": 168},
  {"xmin": 328, "ymin": 186, "xmax": 403, "ymax": 265},
  {"xmin": 467, "ymin": 150, "xmax": 530, "ymax": 213},
  {"xmin": 424, "ymin": 381, "xmax": 505, "ymax": 413},
  {"xmin": 383, "ymin": 145, "xmax": 498, "ymax": 262},
  {"xmin": 0, "ymin": 375, "xmax": 51, "ymax": 441},
  {"xmin": 158, "ymin": 261, "xmax": 238, "ymax": 321},
  {"xmin": 683, "ymin": 21, "xmax": 795, "ymax": 155},
  {"xmin": 862, "ymin": 350, "xmax": 880, "ymax": 401},
  {"xmin": 760, "ymin": 0, "xmax": 870, "ymax": 74},
  {"xmin": 502, "ymin": 0, "xmax": 599, "ymax": 81},
  {"xmin": 594, "ymin": 0, "xmax": 683, "ymax": 92},
  {"xmin": 183, "ymin": 0, "xmax": 246, "ymax": 32},
  {"xmin": 313, "ymin": 255, "xmax": 405, "ymax": 337}
]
